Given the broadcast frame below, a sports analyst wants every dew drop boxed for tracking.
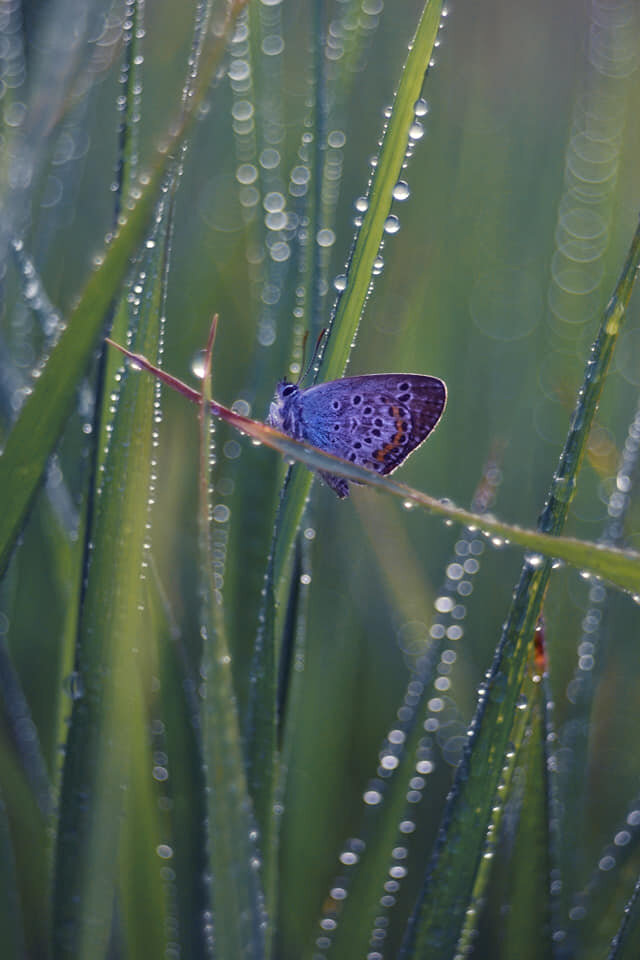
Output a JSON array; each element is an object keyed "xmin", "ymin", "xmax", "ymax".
[
  {"xmin": 392, "ymin": 180, "xmax": 410, "ymax": 201},
  {"xmin": 191, "ymin": 351, "xmax": 206, "ymax": 379},
  {"xmin": 524, "ymin": 552, "xmax": 544, "ymax": 568},
  {"xmin": 66, "ymin": 671, "xmax": 85, "ymax": 700},
  {"xmin": 363, "ymin": 789, "xmax": 383, "ymax": 806},
  {"xmin": 212, "ymin": 504, "xmax": 230, "ymax": 523},
  {"xmin": 340, "ymin": 851, "xmax": 359, "ymax": 865},
  {"xmin": 317, "ymin": 228, "xmax": 336, "ymax": 247},
  {"xmin": 383, "ymin": 215, "xmax": 400, "ymax": 235}
]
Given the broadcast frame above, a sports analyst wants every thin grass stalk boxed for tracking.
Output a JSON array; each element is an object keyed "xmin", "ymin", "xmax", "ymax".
[
  {"xmin": 198, "ymin": 318, "xmax": 267, "ymax": 958},
  {"xmin": 556, "ymin": 393, "xmax": 640, "ymax": 919},
  {"xmin": 147, "ymin": 561, "xmax": 209, "ymax": 960},
  {"xmin": 501, "ymin": 688, "xmax": 552, "ymax": 960},
  {"xmin": 606, "ymin": 871, "xmax": 640, "ymax": 960},
  {"xmin": 105, "ymin": 334, "xmax": 640, "ymax": 593},
  {"xmin": 244, "ymin": 0, "xmax": 329, "ymax": 913},
  {"xmin": 453, "ymin": 671, "xmax": 541, "ymax": 957},
  {"xmin": 245, "ymin": 474, "xmax": 286, "ymax": 922}
]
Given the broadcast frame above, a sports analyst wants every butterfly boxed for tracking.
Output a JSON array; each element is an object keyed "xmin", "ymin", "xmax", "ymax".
[{"xmin": 267, "ymin": 373, "xmax": 447, "ymax": 498}]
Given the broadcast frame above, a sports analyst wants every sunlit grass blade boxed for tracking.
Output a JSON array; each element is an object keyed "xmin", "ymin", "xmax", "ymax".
[
  {"xmin": 104, "ymin": 336, "xmax": 640, "ymax": 593},
  {"xmin": 0, "ymin": 0, "xmax": 248, "ymax": 582},
  {"xmin": 118, "ymin": 638, "xmax": 168, "ymax": 960},
  {"xmin": 198, "ymin": 317, "xmax": 267, "ymax": 957},
  {"xmin": 270, "ymin": 0, "xmax": 444, "ymax": 592},
  {"xmin": 400, "ymin": 210, "xmax": 640, "ymax": 960}
]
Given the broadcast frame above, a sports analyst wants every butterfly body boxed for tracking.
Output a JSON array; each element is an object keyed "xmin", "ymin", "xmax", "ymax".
[{"xmin": 268, "ymin": 373, "xmax": 447, "ymax": 498}]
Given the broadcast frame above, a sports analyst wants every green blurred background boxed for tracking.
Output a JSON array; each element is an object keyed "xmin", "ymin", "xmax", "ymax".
[{"xmin": 2, "ymin": 0, "xmax": 640, "ymax": 957}]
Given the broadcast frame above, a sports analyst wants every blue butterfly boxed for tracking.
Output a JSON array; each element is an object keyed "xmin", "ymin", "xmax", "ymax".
[{"xmin": 268, "ymin": 373, "xmax": 447, "ymax": 498}]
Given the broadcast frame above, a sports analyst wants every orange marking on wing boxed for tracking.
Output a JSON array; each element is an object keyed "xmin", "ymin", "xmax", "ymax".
[{"xmin": 374, "ymin": 405, "xmax": 406, "ymax": 462}]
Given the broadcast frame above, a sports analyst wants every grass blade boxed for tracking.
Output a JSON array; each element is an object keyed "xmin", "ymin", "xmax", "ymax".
[
  {"xmin": 199, "ymin": 318, "xmax": 267, "ymax": 957},
  {"xmin": 400, "ymin": 211, "xmax": 640, "ymax": 960},
  {"xmin": 0, "ymin": 786, "xmax": 26, "ymax": 960},
  {"xmin": 105, "ymin": 337, "xmax": 640, "ymax": 594},
  {"xmin": 501, "ymin": 691, "xmax": 552, "ymax": 960},
  {"xmin": 52, "ymin": 201, "xmax": 169, "ymax": 958},
  {"xmin": 0, "ymin": 0, "xmax": 248, "ymax": 582},
  {"xmin": 271, "ymin": 0, "xmax": 445, "ymax": 591},
  {"xmin": 0, "ymin": 728, "xmax": 50, "ymax": 959}
]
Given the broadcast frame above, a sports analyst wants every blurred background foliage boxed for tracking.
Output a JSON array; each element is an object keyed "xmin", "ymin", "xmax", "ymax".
[{"xmin": 1, "ymin": 0, "xmax": 640, "ymax": 958}]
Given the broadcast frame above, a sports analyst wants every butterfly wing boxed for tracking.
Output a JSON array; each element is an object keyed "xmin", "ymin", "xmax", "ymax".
[{"xmin": 298, "ymin": 374, "xmax": 446, "ymax": 496}]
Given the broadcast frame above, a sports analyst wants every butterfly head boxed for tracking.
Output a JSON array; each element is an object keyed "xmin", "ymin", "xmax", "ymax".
[{"xmin": 268, "ymin": 380, "xmax": 301, "ymax": 433}]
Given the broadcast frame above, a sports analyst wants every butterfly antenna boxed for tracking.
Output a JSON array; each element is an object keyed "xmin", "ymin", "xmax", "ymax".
[
  {"xmin": 298, "ymin": 328, "xmax": 327, "ymax": 385},
  {"xmin": 296, "ymin": 331, "xmax": 310, "ymax": 385}
]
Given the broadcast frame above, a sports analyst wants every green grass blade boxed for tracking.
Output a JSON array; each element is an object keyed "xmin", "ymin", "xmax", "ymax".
[
  {"xmin": 246, "ymin": 506, "xmax": 279, "ymax": 925},
  {"xmin": 501, "ymin": 696, "xmax": 552, "ymax": 960},
  {"xmin": 400, "ymin": 211, "xmax": 640, "ymax": 960},
  {"xmin": 0, "ymin": 0, "xmax": 248, "ymax": 583},
  {"xmin": 453, "ymin": 676, "xmax": 539, "ymax": 956},
  {"xmin": 0, "ymin": 786, "xmax": 26, "ymax": 960},
  {"xmin": 271, "ymin": 0, "xmax": 444, "ymax": 590},
  {"xmin": 318, "ymin": 0, "xmax": 443, "ymax": 384},
  {"xmin": 0, "ymin": 733, "xmax": 50, "ymax": 959},
  {"xmin": 199, "ymin": 322, "xmax": 267, "ymax": 958},
  {"xmin": 152, "ymin": 580, "xmax": 209, "ymax": 960},
  {"xmin": 607, "ymin": 874, "xmax": 640, "ymax": 960},
  {"xmin": 313, "ymin": 459, "xmax": 501, "ymax": 959},
  {"xmin": 107, "ymin": 337, "xmax": 640, "ymax": 594},
  {"xmin": 52, "ymin": 204, "xmax": 168, "ymax": 958},
  {"xmin": 0, "ymin": 638, "xmax": 53, "ymax": 816},
  {"xmin": 118, "ymin": 652, "xmax": 168, "ymax": 960}
]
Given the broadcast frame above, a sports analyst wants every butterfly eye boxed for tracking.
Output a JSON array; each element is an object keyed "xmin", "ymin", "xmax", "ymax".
[{"xmin": 282, "ymin": 384, "xmax": 296, "ymax": 397}]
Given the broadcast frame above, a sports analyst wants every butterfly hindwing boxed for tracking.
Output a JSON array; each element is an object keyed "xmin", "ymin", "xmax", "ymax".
[{"xmin": 298, "ymin": 374, "xmax": 446, "ymax": 481}]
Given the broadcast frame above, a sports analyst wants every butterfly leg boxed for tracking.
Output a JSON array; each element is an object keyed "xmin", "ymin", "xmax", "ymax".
[{"xmin": 319, "ymin": 471, "xmax": 350, "ymax": 499}]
